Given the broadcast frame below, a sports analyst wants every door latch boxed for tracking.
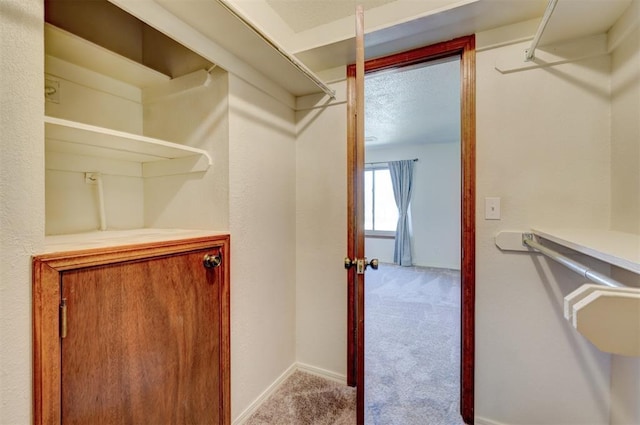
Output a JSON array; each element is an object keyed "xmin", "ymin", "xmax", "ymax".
[
  {"xmin": 356, "ymin": 258, "xmax": 366, "ymax": 274},
  {"xmin": 344, "ymin": 257, "xmax": 379, "ymax": 274}
]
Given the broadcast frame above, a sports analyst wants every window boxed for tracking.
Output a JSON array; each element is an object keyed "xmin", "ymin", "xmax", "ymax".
[{"xmin": 365, "ymin": 167, "xmax": 397, "ymax": 235}]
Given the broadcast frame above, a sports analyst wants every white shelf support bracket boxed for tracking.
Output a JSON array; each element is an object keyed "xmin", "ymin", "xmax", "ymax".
[
  {"xmin": 495, "ymin": 231, "xmax": 533, "ymax": 252},
  {"xmin": 568, "ymin": 286, "xmax": 640, "ymax": 356},
  {"xmin": 85, "ymin": 172, "xmax": 107, "ymax": 231},
  {"xmin": 497, "ymin": 230, "xmax": 640, "ymax": 357},
  {"xmin": 524, "ymin": 0, "xmax": 559, "ymax": 62},
  {"xmin": 496, "ymin": 34, "xmax": 608, "ymax": 74}
]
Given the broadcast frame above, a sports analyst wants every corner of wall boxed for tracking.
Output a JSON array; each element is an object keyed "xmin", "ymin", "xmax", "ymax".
[
  {"xmin": 0, "ymin": 2, "xmax": 45, "ymax": 424},
  {"xmin": 227, "ymin": 74, "xmax": 298, "ymax": 421},
  {"xmin": 143, "ymin": 67, "xmax": 230, "ymax": 230},
  {"xmin": 294, "ymin": 79, "xmax": 348, "ymax": 377}
]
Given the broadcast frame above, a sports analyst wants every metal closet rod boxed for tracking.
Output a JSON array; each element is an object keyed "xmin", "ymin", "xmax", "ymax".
[
  {"xmin": 522, "ymin": 234, "xmax": 627, "ymax": 288},
  {"xmin": 215, "ymin": 0, "xmax": 336, "ymax": 99},
  {"xmin": 525, "ymin": 0, "xmax": 559, "ymax": 61},
  {"xmin": 365, "ymin": 158, "xmax": 419, "ymax": 165}
]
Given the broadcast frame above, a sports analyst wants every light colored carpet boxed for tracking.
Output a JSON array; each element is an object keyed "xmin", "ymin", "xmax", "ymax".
[
  {"xmin": 365, "ymin": 263, "xmax": 465, "ymax": 425},
  {"xmin": 244, "ymin": 371, "xmax": 356, "ymax": 425},
  {"xmin": 244, "ymin": 264, "xmax": 464, "ymax": 425}
]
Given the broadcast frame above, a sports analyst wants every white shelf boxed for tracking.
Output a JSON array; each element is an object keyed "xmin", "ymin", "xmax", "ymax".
[
  {"xmin": 45, "ymin": 23, "xmax": 170, "ymax": 88},
  {"xmin": 45, "ymin": 116, "xmax": 212, "ymax": 177},
  {"xmin": 43, "ymin": 228, "xmax": 228, "ymax": 254},
  {"xmin": 110, "ymin": 0, "xmax": 333, "ymax": 99},
  {"xmin": 531, "ymin": 228, "xmax": 640, "ymax": 274}
]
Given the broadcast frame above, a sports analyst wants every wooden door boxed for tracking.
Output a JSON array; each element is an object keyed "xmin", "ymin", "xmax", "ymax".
[
  {"xmin": 346, "ymin": 37, "xmax": 476, "ymax": 424},
  {"xmin": 33, "ymin": 235, "xmax": 231, "ymax": 425},
  {"xmin": 61, "ymin": 249, "xmax": 220, "ymax": 423},
  {"xmin": 353, "ymin": 6, "xmax": 366, "ymax": 424}
]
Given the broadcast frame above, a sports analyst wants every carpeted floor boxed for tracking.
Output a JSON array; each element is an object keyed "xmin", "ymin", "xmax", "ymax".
[
  {"xmin": 365, "ymin": 264, "xmax": 465, "ymax": 425},
  {"xmin": 244, "ymin": 264, "xmax": 463, "ymax": 425},
  {"xmin": 244, "ymin": 371, "xmax": 356, "ymax": 425}
]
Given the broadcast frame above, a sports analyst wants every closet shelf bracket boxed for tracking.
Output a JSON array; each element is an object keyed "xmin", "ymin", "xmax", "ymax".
[
  {"xmin": 525, "ymin": 0, "xmax": 559, "ymax": 61},
  {"xmin": 496, "ymin": 230, "xmax": 640, "ymax": 357}
]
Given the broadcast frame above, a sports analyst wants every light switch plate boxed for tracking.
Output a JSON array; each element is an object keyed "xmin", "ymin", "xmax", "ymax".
[{"xmin": 485, "ymin": 197, "xmax": 501, "ymax": 220}]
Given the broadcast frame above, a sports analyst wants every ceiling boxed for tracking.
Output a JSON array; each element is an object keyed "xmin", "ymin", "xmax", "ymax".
[
  {"xmin": 243, "ymin": 0, "xmax": 633, "ymax": 73},
  {"xmin": 365, "ymin": 57, "xmax": 460, "ymax": 148},
  {"xmin": 266, "ymin": 0, "xmax": 398, "ymax": 33},
  {"xmin": 259, "ymin": 0, "xmax": 630, "ymax": 148},
  {"xmin": 232, "ymin": 0, "xmax": 630, "ymax": 148},
  {"xmin": 98, "ymin": 0, "xmax": 632, "ymax": 147}
]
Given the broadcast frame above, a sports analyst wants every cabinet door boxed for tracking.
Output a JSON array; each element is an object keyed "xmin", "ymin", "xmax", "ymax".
[{"xmin": 60, "ymin": 247, "xmax": 222, "ymax": 424}]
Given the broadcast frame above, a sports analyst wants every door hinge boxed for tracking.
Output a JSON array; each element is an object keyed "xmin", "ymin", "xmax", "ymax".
[{"xmin": 60, "ymin": 298, "xmax": 67, "ymax": 339}]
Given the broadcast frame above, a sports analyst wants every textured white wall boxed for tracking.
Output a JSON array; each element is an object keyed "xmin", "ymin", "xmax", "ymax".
[
  {"xmin": 0, "ymin": 1, "xmax": 44, "ymax": 424},
  {"xmin": 610, "ymin": 355, "xmax": 640, "ymax": 425},
  {"xmin": 45, "ymin": 60, "xmax": 143, "ymax": 134},
  {"xmin": 143, "ymin": 68, "xmax": 230, "ymax": 231},
  {"xmin": 610, "ymin": 12, "xmax": 639, "ymax": 235},
  {"xmin": 365, "ymin": 142, "xmax": 461, "ymax": 269},
  {"xmin": 295, "ymin": 81, "xmax": 349, "ymax": 378},
  {"xmin": 44, "ymin": 58, "xmax": 144, "ymax": 234},
  {"xmin": 227, "ymin": 75, "xmax": 297, "ymax": 420},
  {"xmin": 475, "ymin": 32, "xmax": 613, "ymax": 424}
]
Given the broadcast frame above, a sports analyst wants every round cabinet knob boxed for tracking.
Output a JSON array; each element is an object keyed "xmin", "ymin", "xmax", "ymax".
[{"xmin": 203, "ymin": 254, "xmax": 222, "ymax": 269}]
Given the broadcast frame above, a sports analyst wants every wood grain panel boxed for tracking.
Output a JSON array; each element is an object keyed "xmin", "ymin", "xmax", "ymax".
[
  {"xmin": 61, "ymin": 250, "xmax": 219, "ymax": 424},
  {"xmin": 346, "ymin": 63, "xmax": 358, "ymax": 389},
  {"xmin": 459, "ymin": 36, "xmax": 476, "ymax": 425},
  {"xmin": 33, "ymin": 235, "xmax": 231, "ymax": 425},
  {"xmin": 354, "ymin": 7, "xmax": 366, "ymax": 425}
]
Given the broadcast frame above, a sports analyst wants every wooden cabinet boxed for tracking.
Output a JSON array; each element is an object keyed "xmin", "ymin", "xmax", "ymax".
[{"xmin": 33, "ymin": 234, "xmax": 230, "ymax": 425}]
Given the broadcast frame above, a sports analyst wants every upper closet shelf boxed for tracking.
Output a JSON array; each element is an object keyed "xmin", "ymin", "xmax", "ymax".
[
  {"xmin": 45, "ymin": 24, "xmax": 170, "ymax": 88},
  {"xmin": 45, "ymin": 116, "xmax": 212, "ymax": 178},
  {"xmin": 531, "ymin": 228, "xmax": 640, "ymax": 274},
  {"xmin": 109, "ymin": 0, "xmax": 334, "ymax": 100}
]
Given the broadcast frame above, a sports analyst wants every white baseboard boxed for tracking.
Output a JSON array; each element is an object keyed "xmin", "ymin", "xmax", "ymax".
[
  {"xmin": 231, "ymin": 362, "xmax": 348, "ymax": 425},
  {"xmin": 475, "ymin": 416, "xmax": 510, "ymax": 425},
  {"xmin": 295, "ymin": 362, "xmax": 348, "ymax": 384},
  {"xmin": 232, "ymin": 364, "xmax": 297, "ymax": 425}
]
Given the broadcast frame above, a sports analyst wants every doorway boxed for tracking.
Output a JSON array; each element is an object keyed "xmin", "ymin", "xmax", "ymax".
[
  {"xmin": 346, "ymin": 35, "xmax": 476, "ymax": 424},
  {"xmin": 363, "ymin": 56, "xmax": 463, "ymax": 424}
]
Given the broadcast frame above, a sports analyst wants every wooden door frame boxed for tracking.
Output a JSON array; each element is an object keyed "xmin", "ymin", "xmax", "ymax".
[{"xmin": 346, "ymin": 35, "xmax": 476, "ymax": 424}]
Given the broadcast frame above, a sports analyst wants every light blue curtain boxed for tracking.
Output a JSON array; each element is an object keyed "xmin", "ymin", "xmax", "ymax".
[{"xmin": 389, "ymin": 160, "xmax": 415, "ymax": 266}]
